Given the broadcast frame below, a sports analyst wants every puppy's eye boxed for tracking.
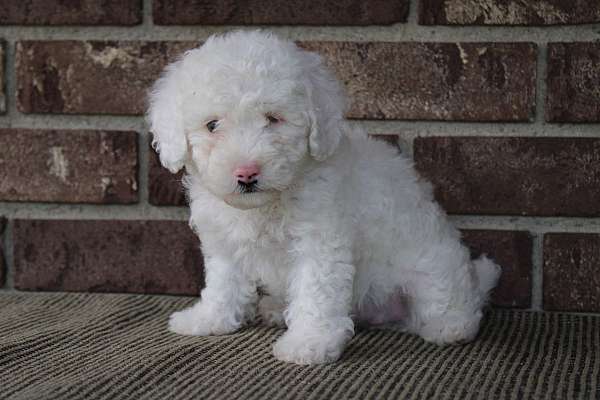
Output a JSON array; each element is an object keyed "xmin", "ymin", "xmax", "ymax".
[
  {"xmin": 266, "ymin": 115, "xmax": 280, "ymax": 124},
  {"xmin": 206, "ymin": 120, "xmax": 219, "ymax": 132}
]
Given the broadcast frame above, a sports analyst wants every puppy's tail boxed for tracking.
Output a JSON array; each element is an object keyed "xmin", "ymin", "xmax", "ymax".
[{"xmin": 473, "ymin": 255, "xmax": 502, "ymax": 302}]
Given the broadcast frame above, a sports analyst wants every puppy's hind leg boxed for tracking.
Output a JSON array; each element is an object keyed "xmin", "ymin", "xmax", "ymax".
[{"xmin": 406, "ymin": 248, "xmax": 499, "ymax": 345}]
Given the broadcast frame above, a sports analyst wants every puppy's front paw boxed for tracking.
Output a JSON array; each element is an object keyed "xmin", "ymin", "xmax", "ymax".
[
  {"xmin": 168, "ymin": 304, "xmax": 240, "ymax": 336},
  {"xmin": 272, "ymin": 325, "xmax": 352, "ymax": 365}
]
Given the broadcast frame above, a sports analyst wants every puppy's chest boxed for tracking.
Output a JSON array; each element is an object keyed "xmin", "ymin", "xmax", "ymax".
[
  {"xmin": 196, "ymin": 204, "xmax": 295, "ymax": 272},
  {"xmin": 221, "ymin": 211, "xmax": 291, "ymax": 252},
  {"xmin": 230, "ymin": 216, "xmax": 294, "ymax": 282}
]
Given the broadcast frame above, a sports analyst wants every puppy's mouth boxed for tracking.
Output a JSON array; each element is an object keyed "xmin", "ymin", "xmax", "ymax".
[{"xmin": 237, "ymin": 180, "xmax": 260, "ymax": 194}]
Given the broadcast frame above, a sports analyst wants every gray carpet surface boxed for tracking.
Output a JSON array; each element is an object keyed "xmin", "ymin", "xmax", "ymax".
[{"xmin": 0, "ymin": 292, "xmax": 599, "ymax": 400}]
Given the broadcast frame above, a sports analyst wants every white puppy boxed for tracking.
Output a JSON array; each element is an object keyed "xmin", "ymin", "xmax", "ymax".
[{"xmin": 148, "ymin": 30, "xmax": 501, "ymax": 365}]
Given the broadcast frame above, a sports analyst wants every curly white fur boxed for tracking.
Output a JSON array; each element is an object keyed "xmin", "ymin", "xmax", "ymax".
[{"xmin": 148, "ymin": 30, "xmax": 502, "ymax": 365}]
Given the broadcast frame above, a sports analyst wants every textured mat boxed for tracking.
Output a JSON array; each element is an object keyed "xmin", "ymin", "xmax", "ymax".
[{"xmin": 0, "ymin": 292, "xmax": 599, "ymax": 400}]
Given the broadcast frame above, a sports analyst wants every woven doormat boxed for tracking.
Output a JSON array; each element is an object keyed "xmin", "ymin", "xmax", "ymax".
[{"xmin": 0, "ymin": 292, "xmax": 598, "ymax": 399}]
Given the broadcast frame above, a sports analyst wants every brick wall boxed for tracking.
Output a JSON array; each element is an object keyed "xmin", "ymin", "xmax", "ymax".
[{"xmin": 1, "ymin": 0, "xmax": 599, "ymax": 313}]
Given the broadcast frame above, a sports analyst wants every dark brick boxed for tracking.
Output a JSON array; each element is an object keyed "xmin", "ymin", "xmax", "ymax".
[
  {"xmin": 546, "ymin": 43, "xmax": 600, "ymax": 123},
  {"xmin": 0, "ymin": 0, "xmax": 141, "ymax": 25},
  {"xmin": 149, "ymin": 145, "xmax": 186, "ymax": 206},
  {"xmin": 0, "ymin": 41, "xmax": 5, "ymax": 113},
  {"xmin": 16, "ymin": 41, "xmax": 536, "ymax": 121},
  {"xmin": 0, "ymin": 217, "xmax": 5, "ymax": 287},
  {"xmin": 13, "ymin": 219, "xmax": 203, "ymax": 295},
  {"xmin": 301, "ymin": 42, "xmax": 536, "ymax": 121},
  {"xmin": 153, "ymin": 0, "xmax": 408, "ymax": 25},
  {"xmin": 420, "ymin": 0, "xmax": 600, "ymax": 25},
  {"xmin": 544, "ymin": 233, "xmax": 600, "ymax": 312},
  {"xmin": 414, "ymin": 137, "xmax": 600, "ymax": 217},
  {"xmin": 16, "ymin": 41, "xmax": 194, "ymax": 115},
  {"xmin": 461, "ymin": 229, "xmax": 532, "ymax": 308},
  {"xmin": 0, "ymin": 129, "xmax": 138, "ymax": 204}
]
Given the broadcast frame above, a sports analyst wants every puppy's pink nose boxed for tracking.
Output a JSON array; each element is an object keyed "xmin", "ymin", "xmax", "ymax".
[{"xmin": 234, "ymin": 163, "xmax": 261, "ymax": 183}]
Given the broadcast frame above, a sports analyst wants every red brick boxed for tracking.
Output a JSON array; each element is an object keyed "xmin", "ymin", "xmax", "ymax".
[
  {"xmin": 0, "ymin": 217, "xmax": 5, "ymax": 287},
  {"xmin": 0, "ymin": 41, "xmax": 5, "ymax": 113},
  {"xmin": 149, "ymin": 145, "xmax": 186, "ymax": 206},
  {"xmin": 13, "ymin": 219, "xmax": 203, "ymax": 295},
  {"xmin": 16, "ymin": 41, "xmax": 536, "ymax": 121},
  {"xmin": 420, "ymin": 0, "xmax": 600, "ymax": 25},
  {"xmin": 461, "ymin": 230, "xmax": 532, "ymax": 308},
  {"xmin": 0, "ymin": 129, "xmax": 138, "ymax": 204},
  {"xmin": 544, "ymin": 233, "xmax": 600, "ymax": 312},
  {"xmin": 546, "ymin": 43, "xmax": 600, "ymax": 123},
  {"xmin": 302, "ymin": 42, "xmax": 536, "ymax": 121},
  {"xmin": 153, "ymin": 0, "xmax": 408, "ymax": 25},
  {"xmin": 322, "ymin": 42, "xmax": 536, "ymax": 121},
  {"xmin": 0, "ymin": 0, "xmax": 141, "ymax": 25},
  {"xmin": 16, "ymin": 41, "xmax": 194, "ymax": 115},
  {"xmin": 414, "ymin": 137, "xmax": 600, "ymax": 217}
]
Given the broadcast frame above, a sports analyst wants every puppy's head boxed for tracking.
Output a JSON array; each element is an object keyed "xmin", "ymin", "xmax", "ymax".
[{"xmin": 147, "ymin": 30, "xmax": 346, "ymax": 210}]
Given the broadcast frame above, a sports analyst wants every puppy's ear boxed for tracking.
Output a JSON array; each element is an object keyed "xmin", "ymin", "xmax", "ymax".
[
  {"xmin": 147, "ymin": 60, "xmax": 187, "ymax": 173},
  {"xmin": 303, "ymin": 52, "xmax": 347, "ymax": 161}
]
